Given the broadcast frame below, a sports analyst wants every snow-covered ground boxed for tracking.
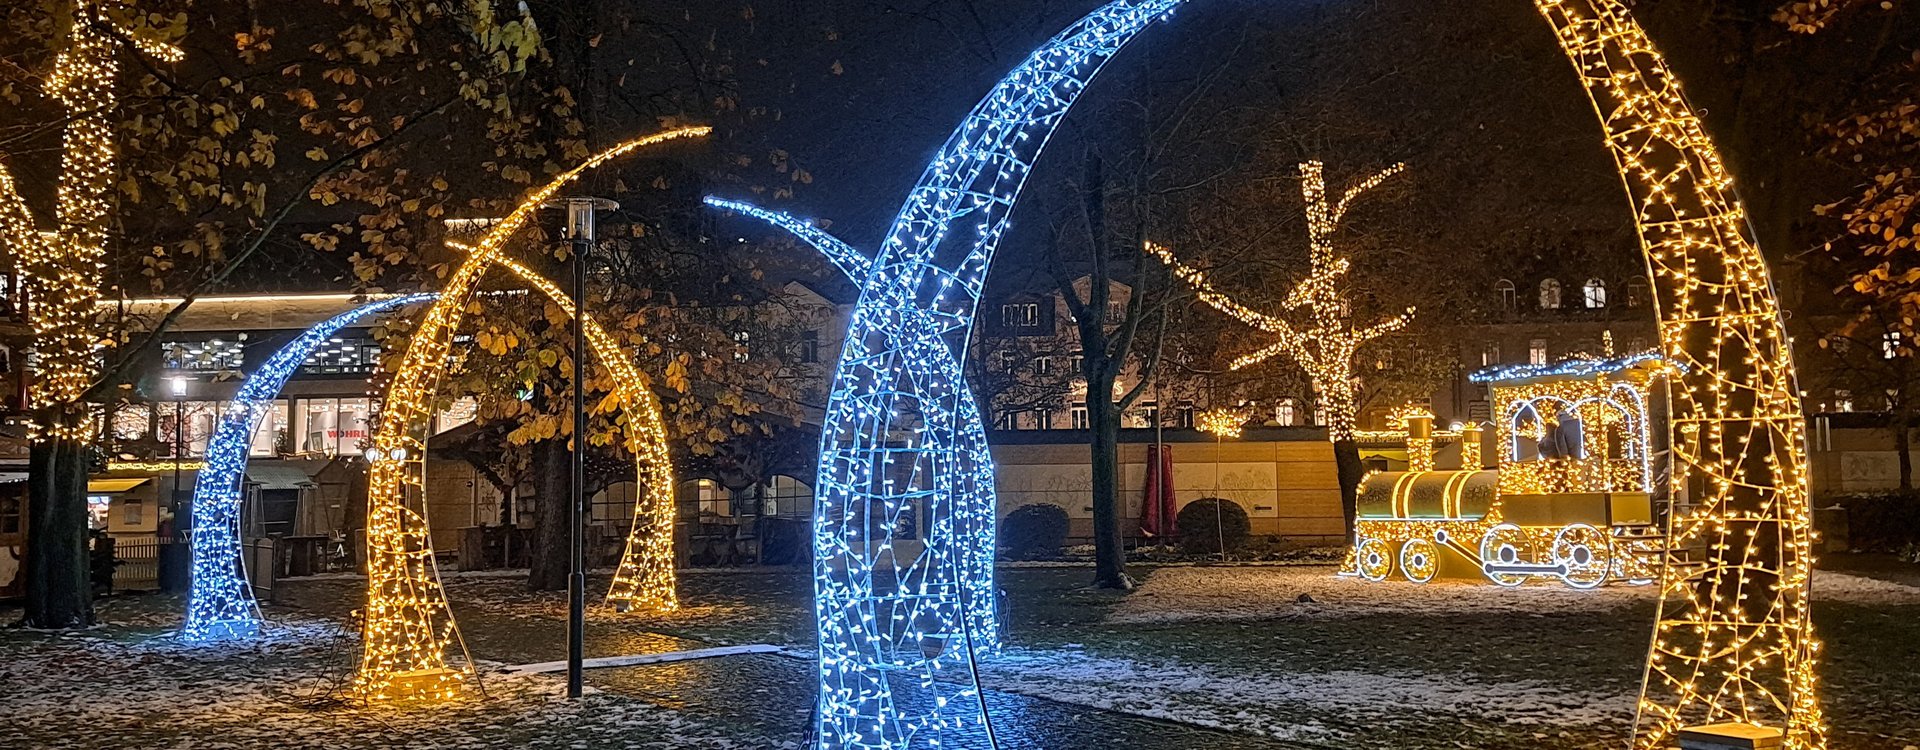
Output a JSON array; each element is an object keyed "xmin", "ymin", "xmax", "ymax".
[
  {"xmin": 0, "ymin": 615, "xmax": 785, "ymax": 749},
  {"xmin": 1108, "ymin": 565, "xmax": 1920, "ymax": 624},
  {"xmin": 983, "ymin": 647, "xmax": 1634, "ymax": 746}
]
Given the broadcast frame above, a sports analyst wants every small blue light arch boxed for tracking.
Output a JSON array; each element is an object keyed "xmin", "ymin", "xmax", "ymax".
[{"xmin": 181, "ymin": 294, "xmax": 436, "ymax": 642}]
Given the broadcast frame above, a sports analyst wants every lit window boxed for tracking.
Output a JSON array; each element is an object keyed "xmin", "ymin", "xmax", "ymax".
[
  {"xmin": 162, "ymin": 337, "xmax": 245, "ymax": 371},
  {"xmin": 1481, "ymin": 344, "xmax": 1500, "ymax": 367},
  {"xmin": 1583, "ymin": 278, "xmax": 1607, "ymax": 309},
  {"xmin": 690, "ymin": 479, "xmax": 732, "ymax": 517},
  {"xmin": 1495, "ymin": 279, "xmax": 1517, "ymax": 311},
  {"xmin": 733, "ymin": 331, "xmax": 751, "ymax": 363},
  {"xmin": 299, "ymin": 336, "xmax": 381, "ymax": 375},
  {"xmin": 1275, "ymin": 399, "xmax": 1296, "ymax": 426},
  {"xmin": 766, "ymin": 475, "xmax": 813, "ymax": 518},
  {"xmin": 1000, "ymin": 303, "xmax": 1040, "ymax": 328},
  {"xmin": 1071, "ymin": 402, "xmax": 1089, "ymax": 430},
  {"xmin": 1884, "ymin": 331, "xmax": 1902, "ymax": 360},
  {"xmin": 1177, "ymin": 401, "xmax": 1196, "ymax": 429},
  {"xmin": 1538, "ymin": 279, "xmax": 1562, "ymax": 310},
  {"xmin": 1835, "ymin": 390, "xmax": 1853, "ymax": 413},
  {"xmin": 1529, "ymin": 339, "xmax": 1549, "ymax": 365}
]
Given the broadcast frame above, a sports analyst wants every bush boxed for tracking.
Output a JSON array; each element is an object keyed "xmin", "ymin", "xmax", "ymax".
[
  {"xmin": 1177, "ymin": 498, "xmax": 1251, "ymax": 555},
  {"xmin": 1001, "ymin": 503, "xmax": 1070, "ymax": 560},
  {"xmin": 1825, "ymin": 491, "xmax": 1920, "ymax": 553}
]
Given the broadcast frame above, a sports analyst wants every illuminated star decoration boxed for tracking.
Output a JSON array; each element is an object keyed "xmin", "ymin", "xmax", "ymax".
[
  {"xmin": 714, "ymin": 2, "xmax": 1188, "ymax": 747},
  {"xmin": 353, "ymin": 127, "xmax": 707, "ymax": 701},
  {"xmin": 182, "ymin": 294, "xmax": 438, "ymax": 643},
  {"xmin": 1149, "ymin": 160, "xmax": 1416, "ymax": 444},
  {"xmin": 0, "ymin": 1, "xmax": 183, "ymax": 443}
]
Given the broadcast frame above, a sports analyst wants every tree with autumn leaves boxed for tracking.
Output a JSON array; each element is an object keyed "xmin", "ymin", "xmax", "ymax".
[{"xmin": 2, "ymin": 0, "xmax": 831, "ymax": 624}]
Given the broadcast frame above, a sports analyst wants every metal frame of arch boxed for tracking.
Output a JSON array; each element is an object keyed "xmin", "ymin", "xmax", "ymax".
[
  {"xmin": 713, "ymin": 0, "xmax": 1821, "ymax": 747},
  {"xmin": 350, "ymin": 127, "xmax": 709, "ymax": 700},
  {"xmin": 180, "ymin": 293, "xmax": 437, "ymax": 643}
]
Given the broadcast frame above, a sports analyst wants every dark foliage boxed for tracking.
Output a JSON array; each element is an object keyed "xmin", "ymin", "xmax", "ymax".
[
  {"xmin": 1177, "ymin": 498, "xmax": 1251, "ymax": 555},
  {"xmin": 1001, "ymin": 503, "xmax": 1071, "ymax": 561}
]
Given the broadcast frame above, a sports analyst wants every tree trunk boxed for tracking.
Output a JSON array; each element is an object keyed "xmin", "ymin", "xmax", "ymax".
[
  {"xmin": 527, "ymin": 439, "xmax": 571, "ymax": 591},
  {"xmin": 1333, "ymin": 438, "xmax": 1365, "ymax": 543},
  {"xmin": 1088, "ymin": 376, "xmax": 1132, "ymax": 590},
  {"xmin": 22, "ymin": 419, "xmax": 95, "ymax": 629}
]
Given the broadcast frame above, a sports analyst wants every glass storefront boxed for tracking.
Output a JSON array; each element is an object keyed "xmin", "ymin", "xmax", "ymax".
[{"xmin": 296, "ymin": 397, "xmax": 372, "ymax": 456}]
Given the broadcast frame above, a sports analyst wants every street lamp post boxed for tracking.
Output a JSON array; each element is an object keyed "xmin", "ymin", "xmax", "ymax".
[
  {"xmin": 548, "ymin": 196, "xmax": 617, "ymax": 700},
  {"xmin": 171, "ymin": 374, "xmax": 187, "ymax": 523},
  {"xmin": 170, "ymin": 374, "xmax": 188, "ymax": 593}
]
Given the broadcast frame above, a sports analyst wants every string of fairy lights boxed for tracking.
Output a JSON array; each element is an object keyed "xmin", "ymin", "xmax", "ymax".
[
  {"xmin": 2, "ymin": 1, "xmax": 181, "ymax": 442},
  {"xmin": 753, "ymin": 2, "xmax": 1190, "ymax": 746},
  {"xmin": 1147, "ymin": 160, "xmax": 1415, "ymax": 444},
  {"xmin": 354, "ymin": 127, "xmax": 707, "ymax": 700},
  {"xmin": 182, "ymin": 294, "xmax": 437, "ymax": 643},
  {"xmin": 475, "ymin": 253, "xmax": 679, "ymax": 612},
  {"xmin": 1534, "ymin": 0, "xmax": 1822, "ymax": 745},
  {"xmin": 0, "ymin": 0, "xmax": 1821, "ymax": 745}
]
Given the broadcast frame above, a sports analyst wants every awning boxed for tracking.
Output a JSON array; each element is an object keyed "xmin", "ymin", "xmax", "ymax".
[
  {"xmin": 247, "ymin": 463, "xmax": 319, "ymax": 491},
  {"xmin": 88, "ymin": 478, "xmax": 152, "ymax": 493}
]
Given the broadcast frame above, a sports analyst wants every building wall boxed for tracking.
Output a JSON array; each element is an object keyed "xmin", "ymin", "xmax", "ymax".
[{"xmin": 990, "ymin": 429, "xmax": 1346, "ymax": 545}]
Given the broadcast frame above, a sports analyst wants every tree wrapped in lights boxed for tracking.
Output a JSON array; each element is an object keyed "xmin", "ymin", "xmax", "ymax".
[
  {"xmin": 0, "ymin": 0, "xmax": 183, "ymax": 629},
  {"xmin": 353, "ymin": 127, "xmax": 706, "ymax": 701},
  {"xmin": 183, "ymin": 294, "xmax": 437, "ymax": 643},
  {"xmin": 1150, "ymin": 160, "xmax": 1415, "ymax": 540}
]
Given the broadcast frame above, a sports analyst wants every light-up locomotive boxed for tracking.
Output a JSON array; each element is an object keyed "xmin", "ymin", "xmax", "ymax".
[{"xmin": 1343, "ymin": 352, "xmax": 1671, "ymax": 588}]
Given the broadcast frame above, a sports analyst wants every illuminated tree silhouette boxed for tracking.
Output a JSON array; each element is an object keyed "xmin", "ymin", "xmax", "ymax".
[
  {"xmin": 1150, "ymin": 160, "xmax": 1414, "ymax": 537},
  {"xmin": 0, "ymin": 0, "xmax": 182, "ymax": 629}
]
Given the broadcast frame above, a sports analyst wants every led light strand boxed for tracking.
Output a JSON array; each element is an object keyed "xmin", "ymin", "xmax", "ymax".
[
  {"xmin": 804, "ymin": 3, "xmax": 1186, "ymax": 747},
  {"xmin": 703, "ymin": 198, "xmax": 874, "ymax": 280},
  {"xmin": 1148, "ymin": 160, "xmax": 1416, "ymax": 444},
  {"xmin": 1533, "ymin": 0, "xmax": 1821, "ymax": 744},
  {"xmin": 181, "ymin": 294, "xmax": 437, "ymax": 643},
  {"xmin": 478, "ymin": 253, "xmax": 678, "ymax": 611},
  {"xmin": 354, "ymin": 127, "xmax": 708, "ymax": 701},
  {"xmin": 2, "ymin": 1, "xmax": 182, "ymax": 442}
]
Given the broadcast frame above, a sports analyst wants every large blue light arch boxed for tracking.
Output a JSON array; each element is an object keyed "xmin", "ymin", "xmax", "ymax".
[
  {"xmin": 181, "ymin": 294, "xmax": 437, "ymax": 642},
  {"xmin": 711, "ymin": 2, "xmax": 1191, "ymax": 747}
]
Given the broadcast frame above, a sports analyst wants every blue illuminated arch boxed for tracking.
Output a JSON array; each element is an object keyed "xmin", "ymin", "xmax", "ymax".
[
  {"xmin": 716, "ymin": 2, "xmax": 1191, "ymax": 746},
  {"xmin": 181, "ymin": 294, "xmax": 436, "ymax": 642}
]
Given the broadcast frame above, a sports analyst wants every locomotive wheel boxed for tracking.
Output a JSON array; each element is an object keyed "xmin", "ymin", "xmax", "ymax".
[
  {"xmin": 1356, "ymin": 538, "xmax": 1393, "ymax": 582},
  {"xmin": 1479, "ymin": 523, "xmax": 1535, "ymax": 587},
  {"xmin": 1553, "ymin": 523, "xmax": 1613, "ymax": 589},
  {"xmin": 1399, "ymin": 538, "xmax": 1439, "ymax": 584}
]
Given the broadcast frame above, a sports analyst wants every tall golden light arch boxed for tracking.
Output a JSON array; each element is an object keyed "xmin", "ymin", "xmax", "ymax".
[
  {"xmin": 353, "ymin": 127, "xmax": 707, "ymax": 700},
  {"xmin": 1533, "ymin": 1, "xmax": 1821, "ymax": 746}
]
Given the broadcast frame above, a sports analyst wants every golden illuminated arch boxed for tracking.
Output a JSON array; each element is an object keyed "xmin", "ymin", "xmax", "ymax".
[
  {"xmin": 1540, "ymin": 1, "xmax": 1818, "ymax": 746},
  {"xmin": 353, "ymin": 127, "xmax": 707, "ymax": 701}
]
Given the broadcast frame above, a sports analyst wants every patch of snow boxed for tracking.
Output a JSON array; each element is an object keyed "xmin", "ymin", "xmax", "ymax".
[{"xmin": 1111, "ymin": 565, "xmax": 1920, "ymax": 624}]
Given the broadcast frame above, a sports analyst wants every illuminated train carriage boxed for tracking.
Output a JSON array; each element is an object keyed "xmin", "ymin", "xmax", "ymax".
[{"xmin": 1345, "ymin": 352, "xmax": 1671, "ymax": 588}]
